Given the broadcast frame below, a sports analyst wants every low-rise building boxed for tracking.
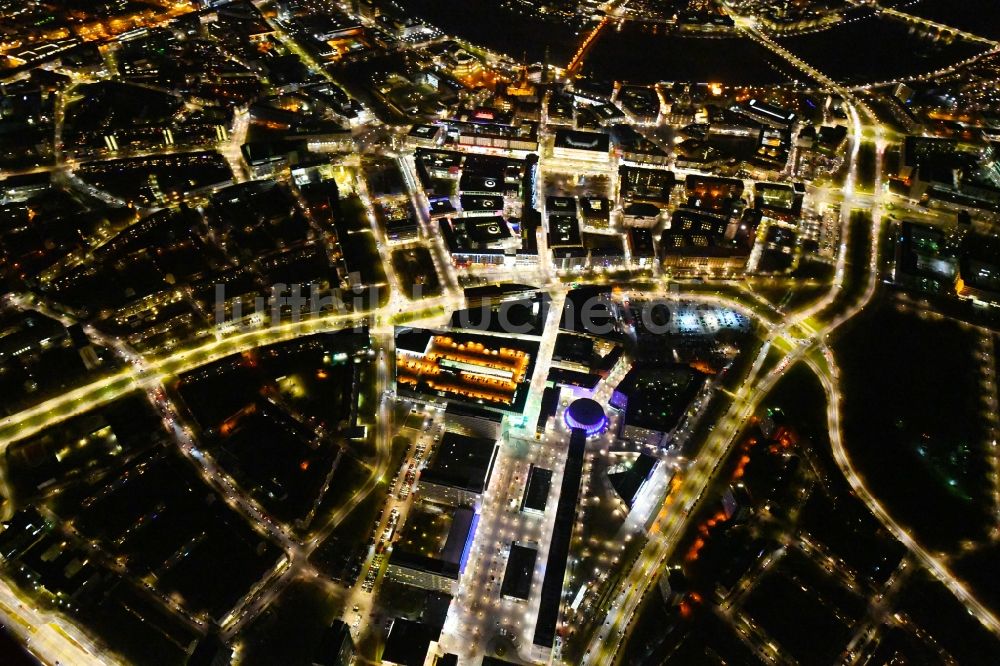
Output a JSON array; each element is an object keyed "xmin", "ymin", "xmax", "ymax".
[
  {"xmin": 659, "ymin": 208, "xmax": 751, "ymax": 272},
  {"xmin": 610, "ymin": 365, "xmax": 706, "ymax": 448},
  {"xmin": 382, "ymin": 618, "xmax": 442, "ymax": 666},
  {"xmin": 552, "ymin": 129, "xmax": 610, "ymax": 163},
  {"xmin": 444, "ymin": 402, "xmax": 504, "ymax": 439},
  {"xmin": 580, "ymin": 197, "xmax": 611, "ymax": 228},
  {"xmin": 500, "ymin": 542, "xmax": 538, "ymax": 601},
  {"xmin": 417, "ymin": 432, "xmax": 499, "ymax": 507},
  {"xmin": 385, "ymin": 504, "xmax": 478, "ymax": 595},
  {"xmin": 521, "ymin": 465, "xmax": 552, "ymax": 515},
  {"xmin": 607, "ymin": 453, "xmax": 658, "ymax": 509}
]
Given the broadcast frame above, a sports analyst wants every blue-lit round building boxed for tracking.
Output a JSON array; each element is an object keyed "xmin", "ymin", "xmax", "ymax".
[{"xmin": 564, "ymin": 398, "xmax": 608, "ymax": 437}]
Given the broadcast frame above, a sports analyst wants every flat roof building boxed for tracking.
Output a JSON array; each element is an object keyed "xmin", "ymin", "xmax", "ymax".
[
  {"xmin": 957, "ymin": 252, "xmax": 1000, "ymax": 306},
  {"xmin": 893, "ymin": 221, "xmax": 960, "ymax": 294},
  {"xmin": 620, "ymin": 165, "xmax": 675, "ymax": 206},
  {"xmin": 500, "ymin": 542, "xmax": 538, "ymax": 601},
  {"xmin": 548, "ymin": 215, "xmax": 582, "ymax": 249},
  {"xmin": 448, "ymin": 119, "xmax": 538, "ymax": 152},
  {"xmin": 536, "ymin": 386, "xmax": 561, "ymax": 435},
  {"xmin": 408, "ymin": 124, "xmax": 444, "ymax": 148},
  {"xmin": 580, "ymin": 197, "xmax": 611, "ymax": 227},
  {"xmin": 312, "ymin": 620, "xmax": 353, "ymax": 666},
  {"xmin": 532, "ymin": 429, "xmax": 586, "ymax": 652},
  {"xmin": 607, "ymin": 453, "xmax": 658, "ymax": 509},
  {"xmin": 611, "ymin": 365, "xmax": 706, "ymax": 448},
  {"xmin": 734, "ymin": 99, "xmax": 796, "ymax": 130},
  {"xmin": 628, "ymin": 228, "xmax": 656, "ymax": 267},
  {"xmin": 622, "ymin": 201, "xmax": 662, "ymax": 228},
  {"xmin": 459, "ymin": 173, "xmax": 505, "ymax": 197},
  {"xmin": 382, "ymin": 618, "xmax": 441, "ymax": 666},
  {"xmin": 521, "ymin": 465, "xmax": 552, "ymax": 515},
  {"xmin": 438, "ymin": 217, "xmax": 507, "ymax": 268},
  {"xmin": 444, "ymin": 402, "xmax": 504, "ymax": 439},
  {"xmin": 546, "ymin": 196, "xmax": 577, "ymax": 215},
  {"xmin": 481, "ymin": 657, "xmax": 522, "ymax": 666},
  {"xmin": 418, "ymin": 432, "xmax": 499, "ymax": 506},
  {"xmin": 610, "ymin": 124, "xmax": 669, "ymax": 165},
  {"xmin": 552, "ymin": 129, "xmax": 610, "ymax": 162},
  {"xmin": 659, "ymin": 208, "xmax": 751, "ymax": 272},
  {"xmin": 459, "ymin": 195, "xmax": 504, "ymax": 216},
  {"xmin": 385, "ymin": 504, "xmax": 478, "ymax": 595}
]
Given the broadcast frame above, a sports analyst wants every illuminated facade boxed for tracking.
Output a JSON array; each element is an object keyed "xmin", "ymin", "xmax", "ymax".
[{"xmin": 563, "ymin": 398, "xmax": 608, "ymax": 437}]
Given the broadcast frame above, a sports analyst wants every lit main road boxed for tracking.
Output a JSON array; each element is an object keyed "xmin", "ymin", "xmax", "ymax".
[
  {"xmin": 0, "ymin": 296, "xmax": 451, "ymax": 446},
  {"xmin": 581, "ymin": 52, "xmax": 890, "ymax": 659},
  {"xmin": 0, "ymin": 575, "xmax": 121, "ymax": 666},
  {"xmin": 582, "ymin": 335, "xmax": 794, "ymax": 665},
  {"xmin": 807, "ymin": 352, "xmax": 1000, "ymax": 636},
  {"xmin": 579, "ymin": 42, "xmax": 1000, "ymax": 661},
  {"xmin": 0, "ymin": 273, "xmax": 794, "ymax": 666},
  {"xmin": 3, "ymin": 14, "xmax": 992, "ymax": 664},
  {"xmin": 218, "ymin": 107, "xmax": 251, "ymax": 183}
]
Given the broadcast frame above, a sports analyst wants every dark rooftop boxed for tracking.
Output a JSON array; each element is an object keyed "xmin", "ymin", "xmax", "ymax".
[
  {"xmin": 614, "ymin": 365, "xmax": 704, "ymax": 434},
  {"xmin": 420, "ymin": 432, "xmax": 499, "ymax": 494},
  {"xmin": 608, "ymin": 453, "xmax": 658, "ymax": 508},
  {"xmin": 500, "ymin": 542, "xmax": 538, "ymax": 600},
  {"xmin": 548, "ymin": 215, "xmax": 582, "ymax": 248},
  {"xmin": 521, "ymin": 465, "xmax": 552, "ymax": 514},
  {"xmin": 382, "ymin": 618, "xmax": 441, "ymax": 666},
  {"xmin": 532, "ymin": 429, "xmax": 586, "ymax": 648},
  {"xmin": 553, "ymin": 129, "xmax": 610, "ymax": 152}
]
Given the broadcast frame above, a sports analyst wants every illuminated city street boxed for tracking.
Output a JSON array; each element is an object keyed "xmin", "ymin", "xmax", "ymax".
[{"xmin": 2, "ymin": 0, "xmax": 1000, "ymax": 665}]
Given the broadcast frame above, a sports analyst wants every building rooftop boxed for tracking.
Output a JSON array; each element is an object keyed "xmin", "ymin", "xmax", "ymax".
[
  {"xmin": 444, "ymin": 402, "xmax": 505, "ymax": 424},
  {"xmin": 420, "ymin": 432, "xmax": 499, "ymax": 494},
  {"xmin": 553, "ymin": 128, "xmax": 610, "ymax": 153},
  {"xmin": 546, "ymin": 367, "xmax": 602, "ymax": 390},
  {"xmin": 608, "ymin": 453, "xmax": 658, "ymax": 508},
  {"xmin": 409, "ymin": 124, "xmax": 441, "ymax": 139},
  {"xmin": 382, "ymin": 618, "xmax": 441, "ymax": 666},
  {"xmin": 459, "ymin": 195, "xmax": 504, "ymax": 215},
  {"xmin": 546, "ymin": 196, "xmax": 577, "ymax": 214},
  {"xmin": 548, "ymin": 215, "xmax": 582, "ymax": 248},
  {"xmin": 389, "ymin": 503, "xmax": 477, "ymax": 578},
  {"xmin": 613, "ymin": 365, "xmax": 705, "ymax": 434},
  {"xmin": 564, "ymin": 398, "xmax": 608, "ymax": 436},
  {"xmin": 482, "ymin": 657, "xmax": 522, "ymax": 666},
  {"xmin": 659, "ymin": 209, "xmax": 746, "ymax": 258},
  {"xmin": 500, "ymin": 542, "xmax": 538, "ymax": 600},
  {"xmin": 580, "ymin": 197, "xmax": 611, "ymax": 222},
  {"xmin": 553, "ymin": 333, "xmax": 594, "ymax": 368},
  {"xmin": 395, "ymin": 329, "xmax": 538, "ymax": 413},
  {"xmin": 459, "ymin": 173, "xmax": 504, "ymax": 195},
  {"xmin": 959, "ymin": 251, "xmax": 1000, "ymax": 300},
  {"xmin": 533, "ymin": 429, "xmax": 586, "ymax": 648},
  {"xmin": 620, "ymin": 165, "xmax": 675, "ymax": 204},
  {"xmin": 522, "ymin": 465, "xmax": 552, "ymax": 514},
  {"xmin": 313, "ymin": 620, "xmax": 352, "ymax": 666},
  {"xmin": 628, "ymin": 228, "xmax": 656, "ymax": 257},
  {"xmin": 416, "ymin": 148, "xmax": 463, "ymax": 171}
]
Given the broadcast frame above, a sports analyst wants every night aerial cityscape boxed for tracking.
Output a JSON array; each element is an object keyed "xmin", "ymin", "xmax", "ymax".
[{"xmin": 2, "ymin": 1, "xmax": 1000, "ymax": 665}]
